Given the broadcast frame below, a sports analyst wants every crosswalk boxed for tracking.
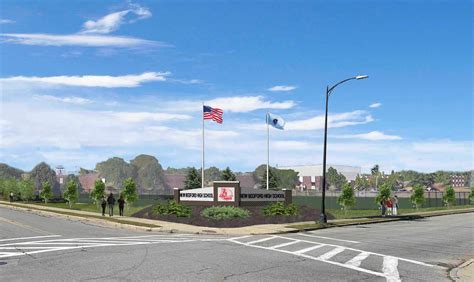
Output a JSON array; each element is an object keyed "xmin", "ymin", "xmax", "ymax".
[
  {"xmin": 0, "ymin": 233, "xmax": 443, "ymax": 282},
  {"xmin": 228, "ymin": 234, "xmax": 443, "ymax": 282}
]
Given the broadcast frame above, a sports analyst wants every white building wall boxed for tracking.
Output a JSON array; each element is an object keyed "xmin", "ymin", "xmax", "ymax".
[{"xmin": 278, "ymin": 164, "xmax": 361, "ymax": 182}]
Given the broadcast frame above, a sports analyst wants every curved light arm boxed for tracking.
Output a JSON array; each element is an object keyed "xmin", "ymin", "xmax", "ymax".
[{"xmin": 327, "ymin": 75, "xmax": 369, "ymax": 96}]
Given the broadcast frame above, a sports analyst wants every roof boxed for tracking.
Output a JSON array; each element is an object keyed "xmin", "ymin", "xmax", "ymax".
[{"xmin": 78, "ymin": 173, "xmax": 100, "ymax": 193}]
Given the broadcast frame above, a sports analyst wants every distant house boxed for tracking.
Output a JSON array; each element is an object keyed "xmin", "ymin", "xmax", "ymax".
[{"xmin": 78, "ymin": 172, "xmax": 100, "ymax": 193}]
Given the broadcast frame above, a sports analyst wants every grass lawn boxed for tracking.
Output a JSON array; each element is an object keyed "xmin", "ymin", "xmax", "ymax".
[
  {"xmin": 328, "ymin": 205, "xmax": 473, "ymax": 219},
  {"xmin": 32, "ymin": 202, "xmax": 150, "ymax": 217}
]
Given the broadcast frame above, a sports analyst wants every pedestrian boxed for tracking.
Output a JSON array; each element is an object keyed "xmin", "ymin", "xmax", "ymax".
[
  {"xmin": 380, "ymin": 199, "xmax": 386, "ymax": 217},
  {"xmin": 100, "ymin": 195, "xmax": 107, "ymax": 216},
  {"xmin": 118, "ymin": 194, "xmax": 125, "ymax": 216},
  {"xmin": 107, "ymin": 193, "xmax": 115, "ymax": 216},
  {"xmin": 393, "ymin": 195, "xmax": 399, "ymax": 216},
  {"xmin": 9, "ymin": 192, "xmax": 14, "ymax": 202},
  {"xmin": 386, "ymin": 198, "xmax": 393, "ymax": 216}
]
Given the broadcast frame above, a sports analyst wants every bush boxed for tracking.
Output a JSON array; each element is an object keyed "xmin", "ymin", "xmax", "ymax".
[
  {"xmin": 262, "ymin": 202, "xmax": 299, "ymax": 216},
  {"xmin": 201, "ymin": 206, "xmax": 250, "ymax": 220},
  {"xmin": 152, "ymin": 200, "xmax": 192, "ymax": 217}
]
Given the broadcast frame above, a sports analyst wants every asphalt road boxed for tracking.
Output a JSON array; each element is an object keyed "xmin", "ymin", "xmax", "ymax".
[{"xmin": 0, "ymin": 206, "xmax": 473, "ymax": 281}]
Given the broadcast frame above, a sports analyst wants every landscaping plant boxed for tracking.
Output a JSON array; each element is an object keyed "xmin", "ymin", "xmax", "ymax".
[
  {"xmin": 262, "ymin": 202, "xmax": 299, "ymax": 216},
  {"xmin": 63, "ymin": 179, "xmax": 79, "ymax": 208},
  {"xmin": 410, "ymin": 184, "xmax": 425, "ymax": 209},
  {"xmin": 122, "ymin": 177, "xmax": 138, "ymax": 207},
  {"xmin": 201, "ymin": 206, "xmax": 250, "ymax": 220},
  {"xmin": 152, "ymin": 200, "xmax": 192, "ymax": 217},
  {"xmin": 90, "ymin": 179, "xmax": 105, "ymax": 205},
  {"xmin": 40, "ymin": 181, "xmax": 53, "ymax": 203},
  {"xmin": 443, "ymin": 185, "xmax": 456, "ymax": 207},
  {"xmin": 337, "ymin": 183, "xmax": 356, "ymax": 215}
]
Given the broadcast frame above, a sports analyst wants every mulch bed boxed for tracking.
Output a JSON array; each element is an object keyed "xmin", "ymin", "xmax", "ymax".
[{"xmin": 132, "ymin": 205, "xmax": 334, "ymax": 228}]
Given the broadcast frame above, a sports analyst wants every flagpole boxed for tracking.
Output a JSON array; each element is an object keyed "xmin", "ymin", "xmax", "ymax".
[
  {"xmin": 266, "ymin": 112, "xmax": 269, "ymax": 191},
  {"xmin": 202, "ymin": 102, "xmax": 205, "ymax": 188}
]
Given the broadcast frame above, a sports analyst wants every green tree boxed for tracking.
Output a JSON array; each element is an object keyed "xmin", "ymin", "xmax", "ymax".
[
  {"xmin": 90, "ymin": 179, "xmax": 106, "ymax": 205},
  {"xmin": 63, "ymin": 179, "xmax": 79, "ymax": 208},
  {"xmin": 443, "ymin": 185, "xmax": 456, "ymax": 207},
  {"xmin": 260, "ymin": 168, "xmax": 279, "ymax": 190},
  {"xmin": 469, "ymin": 186, "xmax": 474, "ymax": 204},
  {"xmin": 337, "ymin": 183, "xmax": 356, "ymax": 214},
  {"xmin": 122, "ymin": 177, "xmax": 138, "ymax": 206},
  {"xmin": 327, "ymin": 167, "xmax": 347, "ymax": 190},
  {"xmin": 184, "ymin": 167, "xmax": 201, "ymax": 189},
  {"xmin": 1, "ymin": 178, "xmax": 19, "ymax": 200},
  {"xmin": 30, "ymin": 162, "xmax": 59, "ymax": 196},
  {"xmin": 371, "ymin": 165, "xmax": 380, "ymax": 176},
  {"xmin": 204, "ymin": 166, "xmax": 222, "ymax": 185},
  {"xmin": 375, "ymin": 183, "xmax": 391, "ymax": 204},
  {"xmin": 410, "ymin": 184, "xmax": 425, "ymax": 209},
  {"xmin": 40, "ymin": 181, "xmax": 53, "ymax": 203},
  {"xmin": 275, "ymin": 169, "xmax": 299, "ymax": 189},
  {"xmin": 96, "ymin": 157, "xmax": 136, "ymax": 190},
  {"xmin": 221, "ymin": 167, "xmax": 236, "ymax": 181},
  {"xmin": 131, "ymin": 154, "xmax": 169, "ymax": 194},
  {"xmin": 354, "ymin": 174, "xmax": 369, "ymax": 190},
  {"xmin": 19, "ymin": 178, "xmax": 35, "ymax": 202}
]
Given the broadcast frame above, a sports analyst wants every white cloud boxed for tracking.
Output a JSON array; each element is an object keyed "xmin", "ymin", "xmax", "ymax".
[
  {"xmin": 268, "ymin": 85, "xmax": 297, "ymax": 92},
  {"xmin": 336, "ymin": 131, "xmax": 402, "ymax": 141},
  {"xmin": 0, "ymin": 19, "xmax": 15, "ymax": 24},
  {"xmin": 412, "ymin": 140, "xmax": 472, "ymax": 154},
  {"xmin": 110, "ymin": 112, "xmax": 191, "ymax": 123},
  {"xmin": 81, "ymin": 3, "xmax": 151, "ymax": 34},
  {"xmin": 286, "ymin": 110, "xmax": 374, "ymax": 131},
  {"xmin": 369, "ymin": 102, "xmax": 382, "ymax": 108},
  {"xmin": 0, "ymin": 33, "xmax": 164, "ymax": 48},
  {"xmin": 207, "ymin": 96, "xmax": 296, "ymax": 112},
  {"xmin": 1, "ymin": 72, "xmax": 170, "ymax": 88},
  {"xmin": 33, "ymin": 95, "xmax": 93, "ymax": 105}
]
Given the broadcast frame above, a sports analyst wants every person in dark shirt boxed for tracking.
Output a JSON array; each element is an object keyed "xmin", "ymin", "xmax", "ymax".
[
  {"xmin": 118, "ymin": 195, "xmax": 125, "ymax": 216},
  {"xmin": 107, "ymin": 193, "xmax": 115, "ymax": 216},
  {"xmin": 100, "ymin": 195, "xmax": 107, "ymax": 216}
]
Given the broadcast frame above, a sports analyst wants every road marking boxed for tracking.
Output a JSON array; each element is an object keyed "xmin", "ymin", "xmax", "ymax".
[
  {"xmin": 269, "ymin": 240, "xmax": 301, "ymax": 249},
  {"xmin": 383, "ymin": 256, "xmax": 400, "ymax": 282},
  {"xmin": 299, "ymin": 233, "xmax": 360, "ymax": 244},
  {"xmin": 318, "ymin": 247, "xmax": 345, "ymax": 260},
  {"xmin": 0, "ymin": 235, "xmax": 61, "ymax": 242},
  {"xmin": 346, "ymin": 252, "xmax": 370, "ymax": 267},
  {"xmin": 293, "ymin": 244, "xmax": 325, "ymax": 254},
  {"xmin": 246, "ymin": 236, "xmax": 277, "ymax": 245},
  {"xmin": 0, "ymin": 216, "xmax": 52, "ymax": 235}
]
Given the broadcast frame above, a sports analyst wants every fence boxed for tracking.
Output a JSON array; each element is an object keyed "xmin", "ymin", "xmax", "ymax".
[{"xmin": 292, "ymin": 191, "xmax": 472, "ymax": 210}]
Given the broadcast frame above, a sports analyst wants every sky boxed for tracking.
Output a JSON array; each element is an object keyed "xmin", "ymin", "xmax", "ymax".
[{"xmin": 0, "ymin": 0, "xmax": 472, "ymax": 174}]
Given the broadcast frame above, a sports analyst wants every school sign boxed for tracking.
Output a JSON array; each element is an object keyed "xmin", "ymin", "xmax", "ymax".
[{"xmin": 174, "ymin": 181, "xmax": 292, "ymax": 206}]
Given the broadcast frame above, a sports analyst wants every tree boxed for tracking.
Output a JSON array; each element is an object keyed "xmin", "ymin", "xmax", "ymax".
[
  {"xmin": 443, "ymin": 185, "xmax": 456, "ymax": 207},
  {"xmin": 371, "ymin": 165, "xmax": 380, "ymax": 176},
  {"xmin": 40, "ymin": 181, "xmax": 53, "ymax": 203},
  {"xmin": 337, "ymin": 183, "xmax": 356, "ymax": 214},
  {"xmin": 204, "ymin": 166, "xmax": 222, "ymax": 185},
  {"xmin": 469, "ymin": 186, "xmax": 474, "ymax": 204},
  {"xmin": 410, "ymin": 184, "xmax": 425, "ymax": 209},
  {"xmin": 354, "ymin": 174, "xmax": 369, "ymax": 190},
  {"xmin": 375, "ymin": 183, "xmax": 391, "ymax": 204},
  {"xmin": 327, "ymin": 167, "xmax": 347, "ymax": 190},
  {"xmin": 96, "ymin": 157, "xmax": 136, "ymax": 190},
  {"xmin": 0, "ymin": 163, "xmax": 24, "ymax": 179},
  {"xmin": 18, "ymin": 179, "xmax": 35, "ymax": 202},
  {"xmin": 30, "ymin": 162, "xmax": 59, "ymax": 196},
  {"xmin": 122, "ymin": 177, "xmax": 138, "ymax": 206},
  {"xmin": 90, "ymin": 179, "xmax": 106, "ymax": 205},
  {"xmin": 131, "ymin": 154, "xmax": 169, "ymax": 194},
  {"xmin": 1, "ymin": 178, "xmax": 19, "ymax": 200},
  {"xmin": 64, "ymin": 179, "xmax": 78, "ymax": 208},
  {"xmin": 221, "ymin": 167, "xmax": 236, "ymax": 181},
  {"xmin": 260, "ymin": 169, "xmax": 279, "ymax": 190},
  {"xmin": 275, "ymin": 169, "xmax": 299, "ymax": 189},
  {"xmin": 184, "ymin": 167, "xmax": 201, "ymax": 189}
]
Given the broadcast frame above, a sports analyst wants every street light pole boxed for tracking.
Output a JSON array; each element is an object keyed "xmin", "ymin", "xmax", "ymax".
[{"xmin": 319, "ymin": 75, "xmax": 368, "ymax": 223}]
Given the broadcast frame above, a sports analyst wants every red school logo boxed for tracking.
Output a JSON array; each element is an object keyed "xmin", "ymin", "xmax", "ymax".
[{"xmin": 218, "ymin": 187, "xmax": 234, "ymax": 201}]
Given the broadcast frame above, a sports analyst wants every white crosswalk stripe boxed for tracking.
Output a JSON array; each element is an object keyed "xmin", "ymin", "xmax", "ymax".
[{"xmin": 229, "ymin": 235, "xmax": 444, "ymax": 282}]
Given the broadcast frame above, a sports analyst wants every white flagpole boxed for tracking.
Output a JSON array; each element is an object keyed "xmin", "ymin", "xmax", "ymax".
[
  {"xmin": 266, "ymin": 112, "xmax": 269, "ymax": 190},
  {"xmin": 202, "ymin": 102, "xmax": 205, "ymax": 188}
]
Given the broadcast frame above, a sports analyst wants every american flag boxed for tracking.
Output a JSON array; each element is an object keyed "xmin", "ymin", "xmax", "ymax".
[{"xmin": 203, "ymin": 105, "xmax": 223, "ymax": 124}]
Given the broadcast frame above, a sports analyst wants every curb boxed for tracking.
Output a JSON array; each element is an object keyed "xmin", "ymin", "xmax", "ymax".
[{"xmin": 449, "ymin": 259, "xmax": 474, "ymax": 281}]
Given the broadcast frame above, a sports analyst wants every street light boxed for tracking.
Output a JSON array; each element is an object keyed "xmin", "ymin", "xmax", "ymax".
[{"xmin": 319, "ymin": 75, "xmax": 369, "ymax": 223}]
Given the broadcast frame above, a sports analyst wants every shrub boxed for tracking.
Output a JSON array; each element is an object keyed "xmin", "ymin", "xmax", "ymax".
[
  {"xmin": 201, "ymin": 206, "xmax": 250, "ymax": 220},
  {"xmin": 443, "ymin": 186, "xmax": 456, "ymax": 207},
  {"xmin": 152, "ymin": 200, "xmax": 192, "ymax": 217},
  {"xmin": 262, "ymin": 202, "xmax": 299, "ymax": 216},
  {"xmin": 410, "ymin": 184, "xmax": 425, "ymax": 209}
]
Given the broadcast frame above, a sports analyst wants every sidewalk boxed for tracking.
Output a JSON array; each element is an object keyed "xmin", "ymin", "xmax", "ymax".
[
  {"xmin": 450, "ymin": 259, "xmax": 474, "ymax": 282},
  {"xmin": 1, "ymin": 201, "xmax": 473, "ymax": 235}
]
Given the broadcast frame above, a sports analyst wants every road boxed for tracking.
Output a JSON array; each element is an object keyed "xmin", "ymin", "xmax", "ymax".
[{"xmin": 0, "ymin": 206, "xmax": 473, "ymax": 281}]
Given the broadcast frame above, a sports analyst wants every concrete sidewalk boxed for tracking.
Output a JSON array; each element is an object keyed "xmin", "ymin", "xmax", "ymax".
[
  {"xmin": 1, "ymin": 201, "xmax": 473, "ymax": 235},
  {"xmin": 450, "ymin": 259, "xmax": 474, "ymax": 282}
]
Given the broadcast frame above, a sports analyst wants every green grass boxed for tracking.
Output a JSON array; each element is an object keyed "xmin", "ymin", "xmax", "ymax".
[
  {"xmin": 327, "ymin": 205, "xmax": 474, "ymax": 219},
  {"xmin": 31, "ymin": 202, "xmax": 150, "ymax": 217}
]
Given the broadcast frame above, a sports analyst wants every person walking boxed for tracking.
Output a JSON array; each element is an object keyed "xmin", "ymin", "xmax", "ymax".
[
  {"xmin": 107, "ymin": 193, "xmax": 116, "ymax": 217},
  {"xmin": 9, "ymin": 192, "xmax": 14, "ymax": 202},
  {"xmin": 393, "ymin": 195, "xmax": 399, "ymax": 216},
  {"xmin": 386, "ymin": 198, "xmax": 393, "ymax": 216},
  {"xmin": 380, "ymin": 199, "xmax": 386, "ymax": 217},
  {"xmin": 100, "ymin": 195, "xmax": 107, "ymax": 216},
  {"xmin": 118, "ymin": 195, "xmax": 125, "ymax": 217}
]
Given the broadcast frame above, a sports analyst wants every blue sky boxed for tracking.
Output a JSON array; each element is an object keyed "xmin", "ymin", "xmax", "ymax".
[{"xmin": 0, "ymin": 0, "xmax": 472, "ymax": 173}]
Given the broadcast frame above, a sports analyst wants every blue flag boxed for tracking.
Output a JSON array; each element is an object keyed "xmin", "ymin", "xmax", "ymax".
[{"xmin": 266, "ymin": 113, "xmax": 285, "ymax": 130}]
